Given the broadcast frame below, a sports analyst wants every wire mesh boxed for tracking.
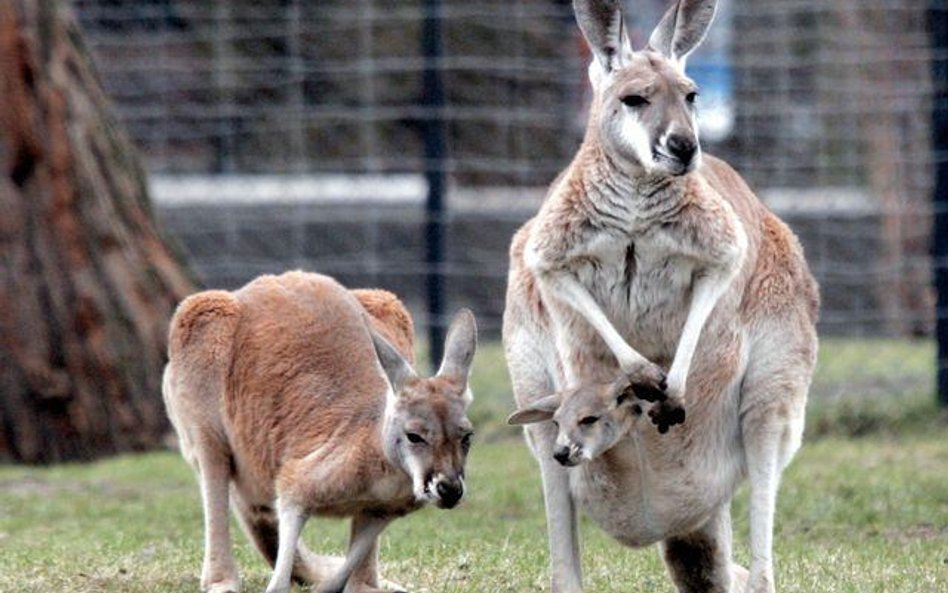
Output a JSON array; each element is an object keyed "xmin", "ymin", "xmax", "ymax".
[{"xmin": 72, "ymin": 0, "xmax": 941, "ymax": 345}]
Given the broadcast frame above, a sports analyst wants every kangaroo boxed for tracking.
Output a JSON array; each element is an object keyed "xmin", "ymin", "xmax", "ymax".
[
  {"xmin": 503, "ymin": 1, "xmax": 819, "ymax": 592},
  {"xmin": 162, "ymin": 271, "xmax": 477, "ymax": 593}
]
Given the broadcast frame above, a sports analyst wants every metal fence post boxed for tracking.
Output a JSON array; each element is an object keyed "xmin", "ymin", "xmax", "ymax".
[
  {"xmin": 931, "ymin": 1, "xmax": 948, "ymax": 407},
  {"xmin": 422, "ymin": 0, "xmax": 447, "ymax": 369},
  {"xmin": 213, "ymin": 0, "xmax": 236, "ymax": 173}
]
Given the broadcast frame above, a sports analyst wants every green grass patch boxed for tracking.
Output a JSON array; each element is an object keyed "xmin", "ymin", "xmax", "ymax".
[
  {"xmin": 807, "ymin": 338, "xmax": 948, "ymax": 438},
  {"xmin": 2, "ymin": 338, "xmax": 947, "ymax": 591},
  {"xmin": 2, "ymin": 436, "xmax": 946, "ymax": 592}
]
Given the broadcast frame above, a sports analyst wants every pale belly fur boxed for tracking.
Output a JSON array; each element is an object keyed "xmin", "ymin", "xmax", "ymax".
[
  {"xmin": 568, "ymin": 421, "xmax": 744, "ymax": 546},
  {"xmin": 553, "ymin": 231, "xmax": 745, "ymax": 544}
]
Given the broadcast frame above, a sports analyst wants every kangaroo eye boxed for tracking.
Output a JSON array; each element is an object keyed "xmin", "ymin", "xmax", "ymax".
[
  {"xmin": 579, "ymin": 416, "xmax": 600, "ymax": 426},
  {"xmin": 685, "ymin": 91, "xmax": 698, "ymax": 104},
  {"xmin": 620, "ymin": 95, "xmax": 649, "ymax": 108},
  {"xmin": 406, "ymin": 432, "xmax": 427, "ymax": 445},
  {"xmin": 461, "ymin": 433, "xmax": 473, "ymax": 452}
]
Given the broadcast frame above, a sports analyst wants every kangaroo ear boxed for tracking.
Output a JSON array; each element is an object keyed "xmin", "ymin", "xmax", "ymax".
[
  {"xmin": 573, "ymin": 0, "xmax": 632, "ymax": 74},
  {"xmin": 647, "ymin": 0, "xmax": 717, "ymax": 67},
  {"xmin": 507, "ymin": 394, "xmax": 561, "ymax": 426},
  {"xmin": 613, "ymin": 379, "xmax": 637, "ymax": 407},
  {"xmin": 369, "ymin": 323, "xmax": 416, "ymax": 392},
  {"xmin": 437, "ymin": 309, "xmax": 478, "ymax": 384}
]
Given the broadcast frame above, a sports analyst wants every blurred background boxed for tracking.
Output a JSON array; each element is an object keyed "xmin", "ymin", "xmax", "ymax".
[
  {"xmin": 2, "ymin": 0, "xmax": 946, "ymax": 465},
  {"xmin": 71, "ymin": 0, "xmax": 936, "ymax": 340}
]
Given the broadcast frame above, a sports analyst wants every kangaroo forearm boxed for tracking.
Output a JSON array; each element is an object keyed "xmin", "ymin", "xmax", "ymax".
[{"xmin": 537, "ymin": 269, "xmax": 645, "ymax": 369}]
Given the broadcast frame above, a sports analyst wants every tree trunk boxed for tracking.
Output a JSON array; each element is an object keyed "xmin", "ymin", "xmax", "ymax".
[{"xmin": 0, "ymin": 0, "xmax": 195, "ymax": 464}]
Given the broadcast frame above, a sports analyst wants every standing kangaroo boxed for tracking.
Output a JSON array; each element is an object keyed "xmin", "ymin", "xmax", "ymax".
[
  {"xmin": 163, "ymin": 271, "xmax": 477, "ymax": 593},
  {"xmin": 503, "ymin": 1, "xmax": 819, "ymax": 593}
]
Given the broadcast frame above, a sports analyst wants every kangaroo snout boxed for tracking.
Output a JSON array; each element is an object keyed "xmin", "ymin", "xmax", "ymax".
[
  {"xmin": 553, "ymin": 444, "xmax": 580, "ymax": 467},
  {"xmin": 431, "ymin": 474, "xmax": 464, "ymax": 509},
  {"xmin": 665, "ymin": 133, "xmax": 697, "ymax": 168}
]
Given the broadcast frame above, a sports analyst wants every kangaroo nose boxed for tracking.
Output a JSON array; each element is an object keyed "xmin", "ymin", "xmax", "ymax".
[
  {"xmin": 436, "ymin": 479, "xmax": 463, "ymax": 509},
  {"xmin": 666, "ymin": 134, "xmax": 697, "ymax": 164},
  {"xmin": 553, "ymin": 445, "xmax": 572, "ymax": 466}
]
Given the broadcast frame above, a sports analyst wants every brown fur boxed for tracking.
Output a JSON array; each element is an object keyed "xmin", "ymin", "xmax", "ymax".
[
  {"xmin": 163, "ymin": 271, "xmax": 476, "ymax": 593},
  {"xmin": 216, "ymin": 273, "xmax": 405, "ymax": 499},
  {"xmin": 351, "ymin": 288, "xmax": 416, "ymax": 364}
]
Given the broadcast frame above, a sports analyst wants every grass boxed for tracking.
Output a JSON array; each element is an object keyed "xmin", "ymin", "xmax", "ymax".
[
  {"xmin": 1, "ymin": 338, "xmax": 947, "ymax": 592},
  {"xmin": 807, "ymin": 337, "xmax": 944, "ymax": 438}
]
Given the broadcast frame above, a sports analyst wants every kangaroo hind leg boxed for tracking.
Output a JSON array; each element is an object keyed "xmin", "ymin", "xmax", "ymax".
[
  {"xmin": 662, "ymin": 504, "xmax": 743, "ymax": 593},
  {"xmin": 231, "ymin": 489, "xmax": 342, "ymax": 587},
  {"xmin": 164, "ymin": 291, "xmax": 247, "ymax": 592},
  {"xmin": 192, "ymin": 440, "xmax": 240, "ymax": 593}
]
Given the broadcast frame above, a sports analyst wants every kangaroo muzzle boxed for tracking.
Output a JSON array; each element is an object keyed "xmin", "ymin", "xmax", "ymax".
[
  {"xmin": 553, "ymin": 443, "xmax": 582, "ymax": 467},
  {"xmin": 666, "ymin": 133, "xmax": 697, "ymax": 167},
  {"xmin": 429, "ymin": 473, "xmax": 464, "ymax": 509}
]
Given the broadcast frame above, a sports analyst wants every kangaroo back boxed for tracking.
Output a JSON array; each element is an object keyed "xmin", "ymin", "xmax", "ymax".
[
  {"xmin": 221, "ymin": 273, "xmax": 392, "ymax": 480},
  {"xmin": 162, "ymin": 270, "xmax": 477, "ymax": 593}
]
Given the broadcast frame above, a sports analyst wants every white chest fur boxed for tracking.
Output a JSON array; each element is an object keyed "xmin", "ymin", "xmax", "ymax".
[{"xmin": 574, "ymin": 228, "xmax": 696, "ymax": 364}]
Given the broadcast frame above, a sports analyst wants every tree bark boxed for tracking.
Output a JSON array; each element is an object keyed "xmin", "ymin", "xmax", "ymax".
[{"xmin": 0, "ymin": 0, "xmax": 195, "ymax": 464}]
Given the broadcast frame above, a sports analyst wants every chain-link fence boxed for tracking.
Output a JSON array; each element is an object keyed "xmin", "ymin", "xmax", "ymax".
[{"xmin": 72, "ymin": 0, "xmax": 941, "ymax": 350}]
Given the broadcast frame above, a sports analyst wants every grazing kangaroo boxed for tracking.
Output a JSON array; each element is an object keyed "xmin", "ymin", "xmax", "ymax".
[
  {"xmin": 163, "ymin": 271, "xmax": 477, "ymax": 593},
  {"xmin": 503, "ymin": 1, "xmax": 819, "ymax": 592}
]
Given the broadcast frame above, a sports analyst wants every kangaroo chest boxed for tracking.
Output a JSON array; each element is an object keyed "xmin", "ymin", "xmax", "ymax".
[{"xmin": 576, "ymin": 229, "xmax": 695, "ymax": 361}]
